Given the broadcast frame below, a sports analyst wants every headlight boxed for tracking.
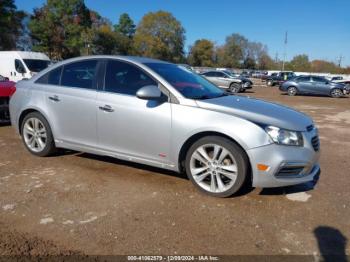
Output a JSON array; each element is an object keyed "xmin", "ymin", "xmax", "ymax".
[{"xmin": 265, "ymin": 126, "xmax": 303, "ymax": 146}]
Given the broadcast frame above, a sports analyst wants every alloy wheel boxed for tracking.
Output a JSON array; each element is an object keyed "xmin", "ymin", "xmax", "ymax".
[
  {"xmin": 189, "ymin": 144, "xmax": 238, "ymax": 193},
  {"xmin": 288, "ymin": 87, "xmax": 297, "ymax": 96},
  {"xmin": 23, "ymin": 118, "xmax": 47, "ymax": 153},
  {"xmin": 331, "ymin": 89, "xmax": 342, "ymax": 98}
]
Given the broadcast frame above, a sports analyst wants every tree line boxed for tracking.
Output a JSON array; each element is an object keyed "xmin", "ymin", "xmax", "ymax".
[{"xmin": 1, "ymin": 0, "xmax": 349, "ymax": 74}]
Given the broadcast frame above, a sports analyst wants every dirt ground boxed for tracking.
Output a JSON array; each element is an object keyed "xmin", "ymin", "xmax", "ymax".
[{"xmin": 0, "ymin": 80, "xmax": 349, "ymax": 259}]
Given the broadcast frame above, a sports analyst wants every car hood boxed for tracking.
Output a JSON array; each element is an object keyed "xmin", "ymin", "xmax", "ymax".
[
  {"xmin": 331, "ymin": 82, "xmax": 346, "ymax": 88},
  {"xmin": 232, "ymin": 76, "xmax": 251, "ymax": 82},
  {"xmin": 196, "ymin": 95, "xmax": 313, "ymax": 131}
]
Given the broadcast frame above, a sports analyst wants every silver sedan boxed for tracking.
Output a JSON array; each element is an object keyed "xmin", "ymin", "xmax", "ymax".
[{"xmin": 10, "ymin": 56, "xmax": 320, "ymax": 197}]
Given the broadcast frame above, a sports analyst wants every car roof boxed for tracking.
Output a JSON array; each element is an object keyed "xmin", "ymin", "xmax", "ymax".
[{"xmin": 58, "ymin": 55, "xmax": 170, "ymax": 65}]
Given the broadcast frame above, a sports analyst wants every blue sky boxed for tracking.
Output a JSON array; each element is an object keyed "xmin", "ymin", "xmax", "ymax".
[{"xmin": 15, "ymin": 0, "xmax": 350, "ymax": 66}]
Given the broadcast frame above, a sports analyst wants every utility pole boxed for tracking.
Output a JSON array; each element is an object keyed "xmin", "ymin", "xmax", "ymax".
[
  {"xmin": 338, "ymin": 55, "xmax": 343, "ymax": 68},
  {"xmin": 282, "ymin": 31, "xmax": 288, "ymax": 71}
]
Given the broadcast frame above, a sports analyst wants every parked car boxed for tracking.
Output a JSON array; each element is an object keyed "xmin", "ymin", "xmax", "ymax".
[
  {"xmin": 0, "ymin": 51, "xmax": 51, "ymax": 82},
  {"xmin": 280, "ymin": 75, "xmax": 350, "ymax": 98},
  {"xmin": 10, "ymin": 56, "xmax": 320, "ymax": 197},
  {"xmin": 0, "ymin": 74, "xmax": 9, "ymax": 81},
  {"xmin": 266, "ymin": 71, "xmax": 296, "ymax": 86},
  {"xmin": 330, "ymin": 76, "xmax": 350, "ymax": 86},
  {"xmin": 201, "ymin": 70, "xmax": 252, "ymax": 93},
  {"xmin": 337, "ymin": 80, "xmax": 350, "ymax": 87},
  {"xmin": 0, "ymin": 79, "xmax": 16, "ymax": 122}
]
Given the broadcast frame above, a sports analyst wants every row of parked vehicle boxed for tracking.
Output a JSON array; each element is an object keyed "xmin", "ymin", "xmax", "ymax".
[
  {"xmin": 0, "ymin": 51, "xmax": 52, "ymax": 122},
  {"xmin": 261, "ymin": 71, "xmax": 350, "ymax": 98}
]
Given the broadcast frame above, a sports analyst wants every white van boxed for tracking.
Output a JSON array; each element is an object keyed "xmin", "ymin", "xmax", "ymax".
[{"xmin": 0, "ymin": 51, "xmax": 51, "ymax": 82}]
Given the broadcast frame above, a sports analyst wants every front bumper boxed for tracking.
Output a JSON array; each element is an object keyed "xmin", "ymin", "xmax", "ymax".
[
  {"xmin": 247, "ymin": 129, "xmax": 320, "ymax": 188},
  {"xmin": 0, "ymin": 97, "xmax": 10, "ymax": 121},
  {"xmin": 243, "ymin": 81, "xmax": 253, "ymax": 89}
]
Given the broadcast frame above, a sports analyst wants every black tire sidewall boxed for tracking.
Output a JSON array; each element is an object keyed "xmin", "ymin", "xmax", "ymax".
[
  {"xmin": 21, "ymin": 112, "xmax": 56, "ymax": 157},
  {"xmin": 185, "ymin": 136, "xmax": 248, "ymax": 198}
]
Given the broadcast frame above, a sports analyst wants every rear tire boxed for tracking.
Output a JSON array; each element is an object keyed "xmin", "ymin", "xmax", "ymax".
[
  {"xmin": 330, "ymin": 88, "xmax": 343, "ymax": 98},
  {"xmin": 267, "ymin": 80, "xmax": 273, "ymax": 86},
  {"xmin": 229, "ymin": 83, "xmax": 241, "ymax": 93},
  {"xmin": 185, "ymin": 136, "xmax": 248, "ymax": 197},
  {"xmin": 287, "ymin": 86, "xmax": 297, "ymax": 96},
  {"xmin": 21, "ymin": 112, "xmax": 56, "ymax": 157}
]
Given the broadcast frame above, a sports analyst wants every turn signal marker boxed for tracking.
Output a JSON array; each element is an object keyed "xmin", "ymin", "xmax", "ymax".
[{"xmin": 257, "ymin": 164, "xmax": 269, "ymax": 171}]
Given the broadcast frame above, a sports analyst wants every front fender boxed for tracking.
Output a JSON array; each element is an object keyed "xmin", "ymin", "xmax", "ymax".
[{"xmin": 170, "ymin": 103, "xmax": 272, "ymax": 170}]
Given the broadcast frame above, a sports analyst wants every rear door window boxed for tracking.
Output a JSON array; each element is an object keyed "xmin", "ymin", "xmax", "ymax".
[
  {"xmin": 298, "ymin": 76, "xmax": 311, "ymax": 82},
  {"xmin": 61, "ymin": 60, "xmax": 98, "ymax": 90},
  {"xmin": 312, "ymin": 76, "xmax": 327, "ymax": 83}
]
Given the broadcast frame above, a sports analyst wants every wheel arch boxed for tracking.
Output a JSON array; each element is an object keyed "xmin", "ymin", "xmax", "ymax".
[
  {"xmin": 177, "ymin": 131, "xmax": 252, "ymax": 176},
  {"xmin": 18, "ymin": 108, "xmax": 51, "ymax": 136}
]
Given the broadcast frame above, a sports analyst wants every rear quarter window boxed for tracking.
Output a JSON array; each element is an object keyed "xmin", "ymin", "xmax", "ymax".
[{"xmin": 36, "ymin": 66, "xmax": 62, "ymax": 85}]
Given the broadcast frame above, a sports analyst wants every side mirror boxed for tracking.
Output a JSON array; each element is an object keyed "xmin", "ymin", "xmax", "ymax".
[{"xmin": 136, "ymin": 85, "xmax": 162, "ymax": 100}]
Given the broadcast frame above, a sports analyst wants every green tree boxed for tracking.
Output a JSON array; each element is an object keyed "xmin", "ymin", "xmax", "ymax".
[
  {"xmin": 91, "ymin": 25, "xmax": 117, "ymax": 55},
  {"xmin": 114, "ymin": 13, "xmax": 135, "ymax": 38},
  {"xmin": 257, "ymin": 53, "xmax": 277, "ymax": 70},
  {"xmin": 133, "ymin": 11, "xmax": 185, "ymax": 62},
  {"xmin": 243, "ymin": 56, "xmax": 256, "ymax": 69},
  {"xmin": 289, "ymin": 54, "xmax": 311, "ymax": 72},
  {"xmin": 29, "ymin": 0, "xmax": 92, "ymax": 60},
  {"xmin": 215, "ymin": 33, "xmax": 248, "ymax": 68},
  {"xmin": 112, "ymin": 13, "xmax": 136, "ymax": 54},
  {"xmin": 188, "ymin": 39, "xmax": 215, "ymax": 67},
  {"xmin": 0, "ymin": 0, "xmax": 25, "ymax": 50},
  {"xmin": 310, "ymin": 60, "xmax": 341, "ymax": 74}
]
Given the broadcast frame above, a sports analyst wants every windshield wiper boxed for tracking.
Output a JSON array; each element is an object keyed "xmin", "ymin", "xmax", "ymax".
[
  {"xmin": 190, "ymin": 95, "xmax": 212, "ymax": 100},
  {"xmin": 191, "ymin": 93, "xmax": 229, "ymax": 100}
]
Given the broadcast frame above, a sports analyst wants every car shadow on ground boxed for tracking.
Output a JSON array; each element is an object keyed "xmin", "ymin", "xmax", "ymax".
[
  {"xmin": 76, "ymin": 152, "xmax": 188, "ymax": 180},
  {"xmin": 259, "ymin": 170, "xmax": 321, "ymax": 196},
  {"xmin": 74, "ymin": 152, "xmax": 256, "ymax": 197},
  {"xmin": 0, "ymin": 122, "xmax": 11, "ymax": 127},
  {"xmin": 50, "ymin": 150, "xmax": 319, "ymax": 198},
  {"xmin": 314, "ymin": 226, "xmax": 348, "ymax": 262}
]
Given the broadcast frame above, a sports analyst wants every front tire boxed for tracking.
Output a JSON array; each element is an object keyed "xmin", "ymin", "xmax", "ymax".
[
  {"xmin": 21, "ymin": 112, "xmax": 56, "ymax": 157},
  {"xmin": 185, "ymin": 136, "xmax": 248, "ymax": 197},
  {"xmin": 330, "ymin": 88, "xmax": 343, "ymax": 98},
  {"xmin": 229, "ymin": 83, "xmax": 241, "ymax": 93},
  {"xmin": 287, "ymin": 86, "xmax": 297, "ymax": 96}
]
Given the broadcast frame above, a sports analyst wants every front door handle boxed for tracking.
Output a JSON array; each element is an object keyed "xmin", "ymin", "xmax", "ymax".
[
  {"xmin": 99, "ymin": 105, "xmax": 114, "ymax": 112},
  {"xmin": 48, "ymin": 95, "xmax": 60, "ymax": 102}
]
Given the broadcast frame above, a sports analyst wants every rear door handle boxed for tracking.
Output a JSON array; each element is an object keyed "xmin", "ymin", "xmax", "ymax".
[
  {"xmin": 48, "ymin": 95, "xmax": 60, "ymax": 102},
  {"xmin": 99, "ymin": 105, "xmax": 114, "ymax": 112}
]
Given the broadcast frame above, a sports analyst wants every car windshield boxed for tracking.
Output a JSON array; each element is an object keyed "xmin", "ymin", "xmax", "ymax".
[
  {"xmin": 145, "ymin": 63, "xmax": 227, "ymax": 99},
  {"xmin": 222, "ymin": 70, "xmax": 242, "ymax": 78},
  {"xmin": 23, "ymin": 59, "xmax": 50, "ymax": 72}
]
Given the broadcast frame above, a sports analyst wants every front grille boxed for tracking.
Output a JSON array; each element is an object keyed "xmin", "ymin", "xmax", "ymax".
[
  {"xmin": 311, "ymin": 136, "xmax": 320, "ymax": 151},
  {"xmin": 275, "ymin": 166, "xmax": 305, "ymax": 178},
  {"xmin": 306, "ymin": 125, "xmax": 314, "ymax": 132}
]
